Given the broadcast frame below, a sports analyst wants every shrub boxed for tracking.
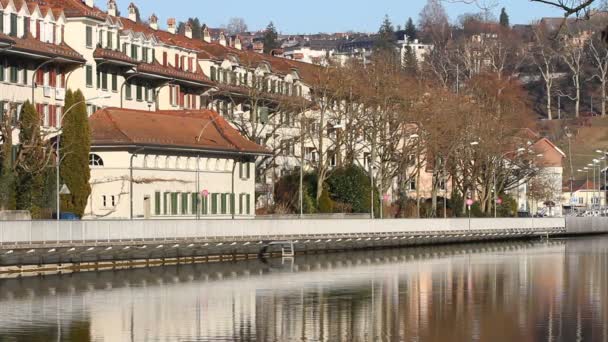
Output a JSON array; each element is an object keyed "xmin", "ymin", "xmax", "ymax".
[
  {"xmin": 318, "ymin": 188, "xmax": 334, "ymax": 213},
  {"xmin": 327, "ymin": 165, "xmax": 379, "ymax": 214}
]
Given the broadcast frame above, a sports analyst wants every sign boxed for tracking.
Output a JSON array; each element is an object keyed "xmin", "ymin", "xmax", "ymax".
[
  {"xmin": 466, "ymin": 199, "xmax": 474, "ymax": 206},
  {"xmin": 201, "ymin": 190, "xmax": 209, "ymax": 197},
  {"xmin": 496, "ymin": 197, "xmax": 503, "ymax": 205},
  {"xmin": 59, "ymin": 184, "xmax": 71, "ymax": 195},
  {"xmin": 382, "ymin": 194, "xmax": 390, "ymax": 202}
]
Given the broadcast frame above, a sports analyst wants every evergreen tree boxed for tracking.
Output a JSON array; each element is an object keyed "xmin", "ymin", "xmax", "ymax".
[
  {"xmin": 60, "ymin": 89, "xmax": 91, "ymax": 217},
  {"xmin": 404, "ymin": 17, "xmax": 418, "ymax": 41},
  {"xmin": 0, "ymin": 105, "xmax": 16, "ymax": 210},
  {"xmin": 15, "ymin": 101, "xmax": 46, "ymax": 217},
  {"xmin": 499, "ymin": 8, "xmax": 510, "ymax": 27},
  {"xmin": 263, "ymin": 22, "xmax": 279, "ymax": 54},
  {"xmin": 402, "ymin": 46, "xmax": 418, "ymax": 76},
  {"xmin": 375, "ymin": 15, "xmax": 397, "ymax": 52}
]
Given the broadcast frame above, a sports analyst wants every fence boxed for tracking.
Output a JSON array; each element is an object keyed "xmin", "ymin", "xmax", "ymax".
[{"xmin": 0, "ymin": 217, "xmax": 567, "ymax": 246}]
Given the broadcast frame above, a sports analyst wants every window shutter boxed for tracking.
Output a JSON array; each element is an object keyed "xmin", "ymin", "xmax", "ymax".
[
  {"xmin": 86, "ymin": 26, "xmax": 92, "ymax": 47},
  {"xmin": 202, "ymin": 195, "xmax": 208, "ymax": 215},
  {"xmin": 171, "ymin": 193, "xmax": 178, "ymax": 215},
  {"xmin": 155, "ymin": 192, "xmax": 161, "ymax": 215},
  {"xmin": 239, "ymin": 194, "xmax": 244, "ymax": 215},
  {"xmin": 125, "ymin": 83, "xmax": 132, "ymax": 99},
  {"xmin": 230, "ymin": 194, "xmax": 235, "ymax": 215},
  {"xmin": 220, "ymin": 194, "xmax": 227, "ymax": 214},
  {"xmin": 163, "ymin": 52, "xmax": 167, "ymax": 66},
  {"xmin": 191, "ymin": 193, "xmax": 198, "ymax": 214},
  {"xmin": 246, "ymin": 194, "xmax": 251, "ymax": 214},
  {"xmin": 246, "ymin": 162, "xmax": 251, "ymax": 179},
  {"xmin": 259, "ymin": 107, "xmax": 269, "ymax": 124},
  {"xmin": 211, "ymin": 194, "xmax": 218, "ymax": 214},
  {"xmin": 163, "ymin": 192, "xmax": 169, "ymax": 214},
  {"xmin": 181, "ymin": 193, "xmax": 188, "ymax": 215},
  {"xmin": 239, "ymin": 162, "xmax": 243, "ymax": 178}
]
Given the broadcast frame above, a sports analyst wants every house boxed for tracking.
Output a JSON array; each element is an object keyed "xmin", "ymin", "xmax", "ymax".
[
  {"xmin": 86, "ymin": 107, "xmax": 269, "ymax": 219},
  {"xmin": 562, "ymin": 180, "xmax": 606, "ymax": 211}
]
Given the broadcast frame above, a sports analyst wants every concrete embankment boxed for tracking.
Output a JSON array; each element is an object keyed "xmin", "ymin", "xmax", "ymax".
[{"xmin": 0, "ymin": 217, "xmax": 605, "ymax": 273}]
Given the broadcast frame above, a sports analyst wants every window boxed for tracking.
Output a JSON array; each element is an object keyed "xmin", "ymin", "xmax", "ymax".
[
  {"xmin": 107, "ymin": 31, "xmax": 113, "ymax": 49},
  {"xmin": 181, "ymin": 193, "xmax": 188, "ymax": 215},
  {"xmin": 131, "ymin": 45, "xmax": 138, "ymax": 60},
  {"xmin": 163, "ymin": 192, "xmax": 170, "ymax": 215},
  {"xmin": 85, "ymin": 26, "xmax": 93, "ymax": 47},
  {"xmin": 408, "ymin": 180, "xmax": 416, "ymax": 191},
  {"xmin": 220, "ymin": 193, "xmax": 227, "ymax": 214},
  {"xmin": 0, "ymin": 60, "xmax": 4, "ymax": 82},
  {"xmin": 171, "ymin": 193, "xmax": 178, "ymax": 215},
  {"xmin": 201, "ymin": 194, "xmax": 208, "ymax": 215},
  {"xmin": 239, "ymin": 162, "xmax": 251, "ymax": 179},
  {"xmin": 21, "ymin": 67, "xmax": 27, "ymax": 85},
  {"xmin": 9, "ymin": 66, "xmax": 17, "ymax": 83},
  {"xmin": 142, "ymin": 47, "xmax": 148, "ymax": 63},
  {"xmin": 9, "ymin": 14, "xmax": 17, "ymax": 37},
  {"xmin": 102, "ymin": 195, "xmax": 107, "ymax": 207},
  {"xmin": 191, "ymin": 193, "xmax": 198, "ymax": 214},
  {"xmin": 98, "ymin": 29, "xmax": 103, "ymax": 47},
  {"xmin": 155, "ymin": 192, "xmax": 161, "ymax": 215},
  {"xmin": 0, "ymin": 11, "xmax": 3, "ymax": 33},
  {"xmin": 239, "ymin": 194, "xmax": 245, "ymax": 215},
  {"xmin": 101, "ymin": 72, "xmax": 108, "ymax": 90},
  {"xmin": 136, "ymin": 84, "xmax": 142, "ymax": 101},
  {"xmin": 210, "ymin": 66, "xmax": 217, "ymax": 81},
  {"xmin": 85, "ymin": 65, "xmax": 93, "ymax": 86},
  {"xmin": 111, "ymin": 73, "xmax": 117, "ymax": 92},
  {"xmin": 211, "ymin": 193, "xmax": 218, "ymax": 214},
  {"xmin": 89, "ymin": 153, "xmax": 104, "ymax": 166},
  {"xmin": 125, "ymin": 83, "xmax": 132, "ymax": 100},
  {"xmin": 111, "ymin": 196, "xmax": 116, "ymax": 207}
]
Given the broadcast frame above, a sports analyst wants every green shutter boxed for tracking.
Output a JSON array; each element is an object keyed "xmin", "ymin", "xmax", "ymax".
[
  {"xmin": 86, "ymin": 26, "xmax": 92, "ymax": 47},
  {"xmin": 239, "ymin": 162, "xmax": 243, "ymax": 178},
  {"xmin": 163, "ymin": 192, "xmax": 169, "ymax": 214},
  {"xmin": 230, "ymin": 194, "xmax": 235, "ymax": 215},
  {"xmin": 0, "ymin": 11, "xmax": 3, "ymax": 33},
  {"xmin": 202, "ymin": 195, "xmax": 208, "ymax": 215},
  {"xmin": 0, "ymin": 61, "xmax": 4, "ymax": 82},
  {"xmin": 191, "ymin": 193, "xmax": 198, "ymax": 214},
  {"xmin": 136, "ymin": 84, "xmax": 142, "ymax": 101},
  {"xmin": 86, "ymin": 66, "xmax": 92, "ymax": 86},
  {"xmin": 181, "ymin": 193, "xmax": 188, "ymax": 215},
  {"xmin": 155, "ymin": 192, "xmax": 161, "ymax": 215},
  {"xmin": 112, "ymin": 73, "xmax": 117, "ymax": 91},
  {"xmin": 221, "ymin": 194, "xmax": 227, "ymax": 214},
  {"xmin": 22, "ymin": 68, "xmax": 27, "ymax": 85},
  {"xmin": 107, "ymin": 31, "xmax": 112, "ymax": 49},
  {"xmin": 96, "ymin": 70, "xmax": 100, "ymax": 88},
  {"xmin": 239, "ymin": 194, "xmax": 244, "ymax": 215},
  {"xmin": 246, "ymin": 162, "xmax": 251, "ymax": 179},
  {"xmin": 171, "ymin": 193, "xmax": 178, "ymax": 215},
  {"xmin": 211, "ymin": 194, "xmax": 218, "ymax": 214},
  {"xmin": 259, "ymin": 107, "xmax": 269, "ymax": 124},
  {"xmin": 101, "ymin": 72, "xmax": 108, "ymax": 90},
  {"xmin": 125, "ymin": 83, "xmax": 132, "ymax": 99},
  {"xmin": 246, "ymin": 194, "xmax": 251, "ymax": 215},
  {"xmin": 10, "ymin": 14, "xmax": 17, "ymax": 37}
]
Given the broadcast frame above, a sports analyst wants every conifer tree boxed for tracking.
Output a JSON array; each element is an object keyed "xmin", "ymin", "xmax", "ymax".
[
  {"xmin": 60, "ymin": 89, "xmax": 91, "ymax": 217},
  {"xmin": 15, "ymin": 101, "xmax": 46, "ymax": 217},
  {"xmin": 263, "ymin": 22, "xmax": 279, "ymax": 54},
  {"xmin": 499, "ymin": 8, "xmax": 510, "ymax": 27},
  {"xmin": 375, "ymin": 15, "xmax": 397, "ymax": 52},
  {"xmin": 402, "ymin": 46, "xmax": 418, "ymax": 76},
  {"xmin": 404, "ymin": 17, "xmax": 418, "ymax": 41}
]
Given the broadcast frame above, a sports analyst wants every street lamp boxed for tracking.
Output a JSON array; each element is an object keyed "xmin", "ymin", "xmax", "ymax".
[
  {"xmin": 579, "ymin": 168, "xmax": 590, "ymax": 210},
  {"xmin": 55, "ymin": 93, "xmax": 111, "ymax": 221}
]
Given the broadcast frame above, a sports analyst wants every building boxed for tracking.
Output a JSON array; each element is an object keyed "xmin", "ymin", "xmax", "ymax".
[
  {"xmin": 562, "ymin": 180, "xmax": 607, "ymax": 212},
  {"xmin": 86, "ymin": 107, "xmax": 269, "ymax": 219}
]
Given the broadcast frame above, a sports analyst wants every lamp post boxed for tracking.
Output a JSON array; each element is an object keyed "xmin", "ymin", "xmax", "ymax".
[
  {"xmin": 596, "ymin": 150, "xmax": 607, "ymax": 214},
  {"xmin": 55, "ymin": 94, "xmax": 111, "ymax": 220},
  {"xmin": 129, "ymin": 147, "xmax": 145, "ymax": 220},
  {"xmin": 578, "ymin": 168, "xmax": 590, "ymax": 210}
]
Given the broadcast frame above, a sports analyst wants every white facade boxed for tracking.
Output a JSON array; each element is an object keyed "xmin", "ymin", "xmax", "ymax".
[{"xmin": 87, "ymin": 150, "xmax": 256, "ymax": 220}]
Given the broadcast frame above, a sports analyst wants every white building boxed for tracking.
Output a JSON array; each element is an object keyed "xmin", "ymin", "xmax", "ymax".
[{"xmin": 86, "ymin": 107, "xmax": 269, "ymax": 219}]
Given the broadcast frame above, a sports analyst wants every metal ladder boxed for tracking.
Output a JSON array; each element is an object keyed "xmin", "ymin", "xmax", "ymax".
[{"xmin": 281, "ymin": 241, "xmax": 295, "ymax": 257}]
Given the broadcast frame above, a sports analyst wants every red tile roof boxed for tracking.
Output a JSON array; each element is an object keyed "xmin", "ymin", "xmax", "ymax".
[
  {"xmin": 90, "ymin": 107, "xmax": 270, "ymax": 155},
  {"xmin": 93, "ymin": 47, "xmax": 137, "ymax": 65},
  {"xmin": 0, "ymin": 32, "xmax": 84, "ymax": 62}
]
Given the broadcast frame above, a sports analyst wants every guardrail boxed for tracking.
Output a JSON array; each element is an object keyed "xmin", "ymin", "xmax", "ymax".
[{"xmin": 0, "ymin": 218, "xmax": 567, "ymax": 246}]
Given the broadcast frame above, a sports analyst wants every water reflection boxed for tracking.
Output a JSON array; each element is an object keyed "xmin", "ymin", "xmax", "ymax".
[{"xmin": 0, "ymin": 237, "xmax": 607, "ymax": 342}]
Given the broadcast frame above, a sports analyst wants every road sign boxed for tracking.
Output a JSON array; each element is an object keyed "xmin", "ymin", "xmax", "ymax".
[
  {"xmin": 466, "ymin": 199, "xmax": 474, "ymax": 206},
  {"xmin": 201, "ymin": 190, "xmax": 209, "ymax": 197},
  {"xmin": 382, "ymin": 194, "xmax": 390, "ymax": 202},
  {"xmin": 496, "ymin": 198, "xmax": 503, "ymax": 205}
]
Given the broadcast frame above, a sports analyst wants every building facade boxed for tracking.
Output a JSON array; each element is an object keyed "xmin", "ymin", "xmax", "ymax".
[{"xmin": 87, "ymin": 108, "xmax": 268, "ymax": 219}]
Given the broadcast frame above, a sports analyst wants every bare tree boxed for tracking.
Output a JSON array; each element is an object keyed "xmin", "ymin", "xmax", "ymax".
[
  {"xmin": 559, "ymin": 27, "xmax": 588, "ymax": 118},
  {"xmin": 226, "ymin": 18, "xmax": 248, "ymax": 35},
  {"xmin": 531, "ymin": 24, "xmax": 560, "ymax": 119},
  {"xmin": 587, "ymin": 23, "xmax": 608, "ymax": 116}
]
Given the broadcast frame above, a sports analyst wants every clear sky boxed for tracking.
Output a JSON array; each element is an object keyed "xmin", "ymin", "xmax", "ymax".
[{"xmin": 105, "ymin": 0, "xmax": 565, "ymax": 34}]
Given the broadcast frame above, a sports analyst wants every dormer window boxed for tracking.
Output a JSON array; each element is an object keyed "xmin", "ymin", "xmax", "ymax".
[
  {"xmin": 107, "ymin": 31, "xmax": 113, "ymax": 49},
  {"xmin": 9, "ymin": 13, "xmax": 17, "ymax": 37}
]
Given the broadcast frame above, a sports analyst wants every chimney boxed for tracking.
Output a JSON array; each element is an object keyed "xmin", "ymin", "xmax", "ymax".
[
  {"xmin": 185, "ymin": 22, "xmax": 192, "ymax": 39},
  {"xmin": 149, "ymin": 14, "xmax": 158, "ymax": 30},
  {"xmin": 128, "ymin": 3, "xmax": 137, "ymax": 22},
  {"xmin": 167, "ymin": 18, "xmax": 176, "ymax": 34},
  {"xmin": 234, "ymin": 36, "xmax": 242, "ymax": 50},
  {"xmin": 219, "ymin": 32, "xmax": 226, "ymax": 46},
  {"xmin": 107, "ymin": 0, "xmax": 117, "ymax": 16},
  {"xmin": 202, "ymin": 25, "xmax": 211, "ymax": 43},
  {"xmin": 84, "ymin": 0, "xmax": 94, "ymax": 7}
]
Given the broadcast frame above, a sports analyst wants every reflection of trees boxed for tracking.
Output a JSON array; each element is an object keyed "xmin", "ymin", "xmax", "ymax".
[{"xmin": 0, "ymin": 238, "xmax": 607, "ymax": 341}]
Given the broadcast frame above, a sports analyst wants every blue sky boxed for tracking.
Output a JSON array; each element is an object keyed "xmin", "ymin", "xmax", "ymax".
[{"xmin": 106, "ymin": 0, "xmax": 564, "ymax": 34}]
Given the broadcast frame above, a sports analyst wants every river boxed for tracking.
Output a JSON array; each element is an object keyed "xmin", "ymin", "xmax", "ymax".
[{"xmin": 0, "ymin": 236, "xmax": 606, "ymax": 341}]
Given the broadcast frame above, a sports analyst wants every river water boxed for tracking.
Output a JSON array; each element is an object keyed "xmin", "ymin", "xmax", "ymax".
[{"xmin": 0, "ymin": 236, "xmax": 606, "ymax": 342}]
